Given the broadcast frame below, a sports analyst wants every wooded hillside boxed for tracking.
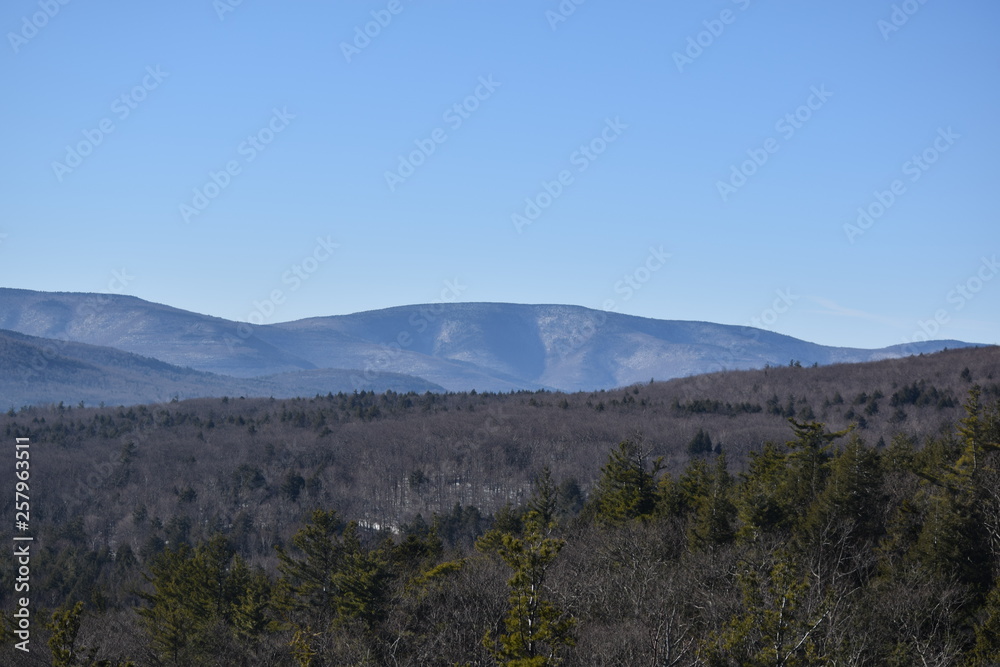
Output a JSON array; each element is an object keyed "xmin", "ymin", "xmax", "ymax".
[{"xmin": 1, "ymin": 346, "xmax": 998, "ymax": 665}]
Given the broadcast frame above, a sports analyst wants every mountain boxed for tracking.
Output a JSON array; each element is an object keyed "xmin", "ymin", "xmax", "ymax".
[
  {"xmin": 271, "ymin": 302, "xmax": 975, "ymax": 392},
  {"xmin": 0, "ymin": 288, "xmax": 987, "ymax": 405},
  {"xmin": 0, "ymin": 329, "xmax": 444, "ymax": 408},
  {"xmin": 0, "ymin": 289, "xmax": 314, "ymax": 377},
  {"xmin": 0, "ymin": 328, "xmax": 248, "ymax": 407}
]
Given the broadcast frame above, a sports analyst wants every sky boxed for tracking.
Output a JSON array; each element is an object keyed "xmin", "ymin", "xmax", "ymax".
[{"xmin": 1, "ymin": 0, "xmax": 998, "ymax": 350}]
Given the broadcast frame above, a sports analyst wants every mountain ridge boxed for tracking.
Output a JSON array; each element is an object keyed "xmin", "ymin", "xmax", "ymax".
[
  {"xmin": 0, "ymin": 288, "xmax": 987, "ymax": 405},
  {"xmin": 0, "ymin": 328, "xmax": 445, "ymax": 408}
]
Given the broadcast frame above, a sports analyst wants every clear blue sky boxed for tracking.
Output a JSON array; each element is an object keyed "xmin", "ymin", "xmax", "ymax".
[{"xmin": 1, "ymin": 0, "xmax": 997, "ymax": 349}]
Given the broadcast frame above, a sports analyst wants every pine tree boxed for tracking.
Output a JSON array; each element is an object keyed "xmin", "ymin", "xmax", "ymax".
[
  {"xmin": 736, "ymin": 442, "xmax": 793, "ymax": 542},
  {"xmin": 687, "ymin": 454, "xmax": 736, "ymax": 551},
  {"xmin": 972, "ymin": 579, "xmax": 1000, "ymax": 664},
  {"xmin": 275, "ymin": 509, "xmax": 346, "ymax": 630},
  {"xmin": 482, "ymin": 475, "xmax": 576, "ymax": 665},
  {"xmin": 590, "ymin": 439, "xmax": 663, "ymax": 524},
  {"xmin": 803, "ymin": 434, "xmax": 884, "ymax": 547},
  {"xmin": 687, "ymin": 428, "xmax": 714, "ymax": 456},
  {"xmin": 953, "ymin": 385, "xmax": 1000, "ymax": 491},
  {"xmin": 526, "ymin": 467, "xmax": 560, "ymax": 532},
  {"xmin": 330, "ymin": 522, "xmax": 392, "ymax": 631},
  {"xmin": 708, "ymin": 557, "xmax": 825, "ymax": 667},
  {"xmin": 47, "ymin": 602, "xmax": 84, "ymax": 667},
  {"xmin": 228, "ymin": 558, "xmax": 274, "ymax": 643},
  {"xmin": 909, "ymin": 388, "xmax": 999, "ymax": 594},
  {"xmin": 784, "ymin": 419, "xmax": 852, "ymax": 511},
  {"xmin": 48, "ymin": 601, "xmax": 137, "ymax": 666},
  {"xmin": 138, "ymin": 537, "xmax": 236, "ymax": 664}
]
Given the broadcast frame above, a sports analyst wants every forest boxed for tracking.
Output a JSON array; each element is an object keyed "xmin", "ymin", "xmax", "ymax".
[{"xmin": 1, "ymin": 346, "xmax": 999, "ymax": 665}]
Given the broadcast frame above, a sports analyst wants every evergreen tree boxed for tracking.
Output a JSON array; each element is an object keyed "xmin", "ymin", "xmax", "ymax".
[
  {"xmin": 736, "ymin": 442, "xmax": 793, "ymax": 542},
  {"xmin": 687, "ymin": 428, "xmax": 714, "ymax": 456},
  {"xmin": 527, "ymin": 467, "xmax": 560, "ymax": 532},
  {"xmin": 909, "ymin": 388, "xmax": 999, "ymax": 594},
  {"xmin": 138, "ymin": 536, "xmax": 243, "ymax": 664},
  {"xmin": 48, "ymin": 601, "xmax": 136, "ymax": 666},
  {"xmin": 707, "ymin": 557, "xmax": 824, "ymax": 666},
  {"xmin": 677, "ymin": 457, "xmax": 711, "ymax": 518},
  {"xmin": 972, "ymin": 579, "xmax": 1000, "ymax": 664},
  {"xmin": 784, "ymin": 419, "xmax": 852, "ymax": 511},
  {"xmin": 687, "ymin": 454, "xmax": 736, "ymax": 551},
  {"xmin": 48, "ymin": 602, "xmax": 85, "ymax": 667},
  {"xmin": 330, "ymin": 522, "xmax": 393, "ymax": 631},
  {"xmin": 275, "ymin": 509, "xmax": 346, "ymax": 630},
  {"xmin": 802, "ymin": 434, "xmax": 884, "ymax": 548},
  {"xmin": 590, "ymin": 439, "xmax": 663, "ymax": 524},
  {"xmin": 913, "ymin": 486, "xmax": 991, "ymax": 593},
  {"xmin": 481, "ymin": 474, "xmax": 576, "ymax": 665},
  {"xmin": 228, "ymin": 558, "xmax": 274, "ymax": 643}
]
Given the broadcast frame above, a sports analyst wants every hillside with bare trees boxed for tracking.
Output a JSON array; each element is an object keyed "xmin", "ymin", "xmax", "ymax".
[{"xmin": 1, "ymin": 345, "xmax": 998, "ymax": 665}]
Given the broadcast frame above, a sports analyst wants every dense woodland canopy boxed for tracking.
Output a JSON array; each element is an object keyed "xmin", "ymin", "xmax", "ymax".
[{"xmin": 1, "ymin": 346, "xmax": 999, "ymax": 665}]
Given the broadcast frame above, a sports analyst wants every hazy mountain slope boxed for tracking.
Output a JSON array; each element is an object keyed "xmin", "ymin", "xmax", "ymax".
[
  {"xmin": 0, "ymin": 329, "xmax": 444, "ymax": 408},
  {"xmin": 274, "ymin": 303, "xmax": 976, "ymax": 392},
  {"xmin": 0, "ymin": 289, "xmax": 983, "ymax": 394},
  {"xmin": 0, "ymin": 288, "xmax": 315, "ymax": 376},
  {"xmin": 0, "ymin": 329, "xmax": 254, "ymax": 407},
  {"xmin": 258, "ymin": 303, "xmax": 552, "ymax": 391}
]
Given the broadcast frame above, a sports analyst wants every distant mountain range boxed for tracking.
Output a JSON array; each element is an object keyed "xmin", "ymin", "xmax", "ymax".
[{"xmin": 0, "ymin": 288, "xmax": 986, "ymax": 407}]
